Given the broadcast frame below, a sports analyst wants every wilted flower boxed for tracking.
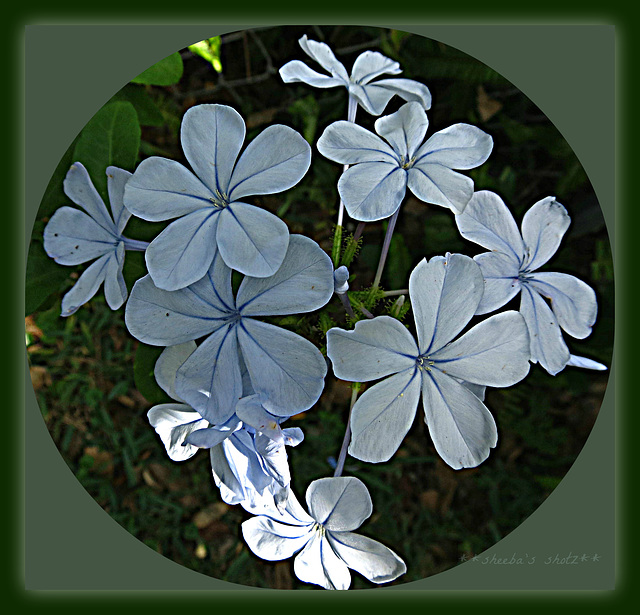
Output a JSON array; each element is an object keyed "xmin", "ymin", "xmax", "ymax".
[
  {"xmin": 280, "ymin": 35, "xmax": 431, "ymax": 116},
  {"xmin": 123, "ymin": 104, "xmax": 311, "ymax": 290},
  {"xmin": 242, "ymin": 476, "xmax": 406, "ymax": 589},
  {"xmin": 317, "ymin": 102, "xmax": 492, "ymax": 222},
  {"xmin": 326, "ymin": 254, "xmax": 530, "ymax": 469},
  {"xmin": 455, "ymin": 191, "xmax": 604, "ymax": 375}
]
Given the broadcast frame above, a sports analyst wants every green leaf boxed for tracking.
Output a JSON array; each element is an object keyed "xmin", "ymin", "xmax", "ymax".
[
  {"xmin": 25, "ymin": 240, "xmax": 70, "ymax": 315},
  {"xmin": 131, "ymin": 52, "xmax": 184, "ymax": 85},
  {"xmin": 111, "ymin": 84, "xmax": 165, "ymax": 126},
  {"xmin": 188, "ymin": 38, "xmax": 223, "ymax": 73},
  {"xmin": 133, "ymin": 343, "xmax": 172, "ymax": 406},
  {"xmin": 73, "ymin": 100, "xmax": 141, "ymax": 200}
]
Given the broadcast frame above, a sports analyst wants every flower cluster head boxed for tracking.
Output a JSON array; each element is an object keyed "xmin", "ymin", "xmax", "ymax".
[
  {"xmin": 242, "ymin": 476, "xmax": 406, "ymax": 589},
  {"xmin": 125, "ymin": 234, "xmax": 334, "ymax": 424},
  {"xmin": 317, "ymin": 101, "xmax": 493, "ymax": 222},
  {"xmin": 280, "ymin": 35, "xmax": 431, "ymax": 116},
  {"xmin": 455, "ymin": 191, "xmax": 605, "ymax": 375},
  {"xmin": 43, "ymin": 162, "xmax": 145, "ymax": 316},
  {"xmin": 147, "ymin": 342, "xmax": 303, "ymax": 511},
  {"xmin": 123, "ymin": 103, "xmax": 311, "ymax": 290},
  {"xmin": 327, "ymin": 253, "xmax": 531, "ymax": 469}
]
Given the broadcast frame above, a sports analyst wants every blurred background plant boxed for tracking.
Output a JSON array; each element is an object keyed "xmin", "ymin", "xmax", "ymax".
[{"xmin": 25, "ymin": 25, "xmax": 613, "ymax": 589}]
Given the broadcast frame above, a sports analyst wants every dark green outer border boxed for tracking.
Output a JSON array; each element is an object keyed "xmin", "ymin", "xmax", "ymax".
[{"xmin": 8, "ymin": 5, "xmax": 633, "ymax": 610}]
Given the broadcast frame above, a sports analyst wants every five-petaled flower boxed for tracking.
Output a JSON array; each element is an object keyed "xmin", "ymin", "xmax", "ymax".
[
  {"xmin": 280, "ymin": 35, "xmax": 431, "ymax": 116},
  {"xmin": 317, "ymin": 101, "xmax": 493, "ymax": 222},
  {"xmin": 125, "ymin": 234, "xmax": 334, "ymax": 424},
  {"xmin": 454, "ymin": 191, "xmax": 605, "ymax": 375},
  {"xmin": 147, "ymin": 342, "xmax": 304, "ymax": 512},
  {"xmin": 242, "ymin": 476, "xmax": 406, "ymax": 589},
  {"xmin": 123, "ymin": 103, "xmax": 311, "ymax": 290},
  {"xmin": 43, "ymin": 162, "xmax": 148, "ymax": 316},
  {"xmin": 326, "ymin": 253, "xmax": 531, "ymax": 469}
]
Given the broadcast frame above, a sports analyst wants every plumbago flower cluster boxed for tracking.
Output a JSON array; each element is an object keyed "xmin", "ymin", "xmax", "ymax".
[{"xmin": 42, "ymin": 35, "xmax": 606, "ymax": 590}]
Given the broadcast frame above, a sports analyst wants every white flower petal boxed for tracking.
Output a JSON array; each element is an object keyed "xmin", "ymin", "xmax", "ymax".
[
  {"xmin": 407, "ymin": 164, "xmax": 474, "ymax": 213},
  {"xmin": 409, "ymin": 254, "xmax": 484, "ymax": 355},
  {"xmin": 242, "ymin": 515, "xmax": 314, "ymax": 561},
  {"xmin": 294, "ymin": 532, "xmax": 351, "ymax": 590},
  {"xmin": 454, "ymin": 190, "xmax": 525, "ymax": 263},
  {"xmin": 421, "ymin": 369, "xmax": 498, "ymax": 470},
  {"xmin": 279, "ymin": 60, "xmax": 345, "ymax": 88},
  {"xmin": 348, "ymin": 368, "xmax": 422, "ymax": 463},
  {"xmin": 350, "ymin": 50, "xmax": 401, "ymax": 84},
  {"xmin": 306, "ymin": 477, "xmax": 372, "ymax": 532},
  {"xmin": 317, "ymin": 121, "xmax": 397, "ymax": 165},
  {"xmin": 147, "ymin": 404, "xmax": 208, "ymax": 461},
  {"xmin": 529, "ymin": 272, "xmax": 597, "ymax": 339},
  {"xmin": 298, "ymin": 35, "xmax": 349, "ymax": 81},
  {"xmin": 326, "ymin": 316, "xmax": 418, "ymax": 383},
  {"xmin": 473, "ymin": 251, "xmax": 522, "ymax": 315},
  {"xmin": 106, "ymin": 166, "xmax": 133, "ymax": 234},
  {"xmin": 521, "ymin": 197, "xmax": 570, "ymax": 271},
  {"xmin": 414, "ymin": 123, "xmax": 493, "ymax": 170},
  {"xmin": 60, "ymin": 253, "xmax": 111, "ymax": 316},
  {"xmin": 374, "ymin": 102, "xmax": 428, "ymax": 159},
  {"xmin": 327, "ymin": 531, "xmax": 406, "ymax": 584},
  {"xmin": 63, "ymin": 162, "xmax": 116, "ymax": 233},
  {"xmin": 154, "ymin": 342, "xmax": 197, "ymax": 401}
]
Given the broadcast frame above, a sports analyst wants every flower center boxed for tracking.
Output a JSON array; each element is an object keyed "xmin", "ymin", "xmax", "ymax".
[
  {"xmin": 399, "ymin": 155, "xmax": 415, "ymax": 170},
  {"xmin": 416, "ymin": 355, "xmax": 434, "ymax": 372},
  {"xmin": 209, "ymin": 189, "xmax": 230, "ymax": 209}
]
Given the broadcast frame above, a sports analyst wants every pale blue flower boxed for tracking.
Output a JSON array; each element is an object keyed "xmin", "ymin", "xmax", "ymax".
[
  {"xmin": 43, "ymin": 162, "xmax": 147, "ymax": 316},
  {"xmin": 317, "ymin": 102, "xmax": 493, "ymax": 222},
  {"xmin": 242, "ymin": 476, "xmax": 406, "ymax": 590},
  {"xmin": 123, "ymin": 104, "xmax": 311, "ymax": 290},
  {"xmin": 126, "ymin": 234, "xmax": 334, "ymax": 424},
  {"xmin": 326, "ymin": 253, "xmax": 531, "ymax": 469},
  {"xmin": 333, "ymin": 265, "xmax": 350, "ymax": 294},
  {"xmin": 147, "ymin": 343, "xmax": 304, "ymax": 511},
  {"xmin": 280, "ymin": 35, "xmax": 431, "ymax": 117},
  {"xmin": 454, "ymin": 191, "xmax": 604, "ymax": 375}
]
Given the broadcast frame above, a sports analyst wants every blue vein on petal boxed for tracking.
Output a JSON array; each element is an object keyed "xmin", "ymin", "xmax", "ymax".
[
  {"xmin": 348, "ymin": 165, "xmax": 405, "ymax": 216},
  {"xmin": 236, "ymin": 256, "xmax": 324, "ymax": 313},
  {"xmin": 225, "ymin": 205, "xmax": 273, "ymax": 265},
  {"xmin": 165, "ymin": 210, "xmax": 218, "ymax": 279},
  {"xmin": 238, "ymin": 320, "xmax": 314, "ymax": 402},
  {"xmin": 356, "ymin": 367, "xmax": 419, "ymax": 433},
  {"xmin": 521, "ymin": 284, "xmax": 551, "ymax": 366},
  {"xmin": 228, "ymin": 149, "xmax": 305, "ymax": 197}
]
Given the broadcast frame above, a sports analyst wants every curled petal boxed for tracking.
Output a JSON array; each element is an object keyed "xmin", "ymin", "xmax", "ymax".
[
  {"xmin": 529, "ymin": 272, "xmax": 597, "ymax": 339},
  {"xmin": 181, "ymin": 104, "xmax": 245, "ymax": 195},
  {"xmin": 326, "ymin": 316, "xmax": 418, "ymax": 383},
  {"xmin": 327, "ymin": 531, "xmax": 406, "ymax": 584},
  {"xmin": 280, "ymin": 60, "xmax": 346, "ymax": 88},
  {"xmin": 567, "ymin": 354, "xmax": 607, "ymax": 371},
  {"xmin": 306, "ymin": 477, "xmax": 372, "ymax": 532},
  {"xmin": 216, "ymin": 202, "xmax": 289, "ymax": 278},
  {"xmin": 521, "ymin": 197, "xmax": 570, "ymax": 271},
  {"xmin": 454, "ymin": 191, "xmax": 525, "ymax": 264},
  {"xmin": 145, "ymin": 208, "xmax": 219, "ymax": 290},
  {"xmin": 298, "ymin": 35, "xmax": 349, "ymax": 81},
  {"xmin": 147, "ymin": 404, "xmax": 208, "ymax": 461},
  {"xmin": 520, "ymin": 284, "xmax": 570, "ymax": 375},
  {"xmin": 339, "ymin": 162, "xmax": 407, "ymax": 222},
  {"xmin": 236, "ymin": 234, "xmax": 334, "ymax": 316},
  {"xmin": 421, "ymin": 369, "xmax": 498, "ymax": 470},
  {"xmin": 348, "ymin": 368, "xmax": 422, "ymax": 463},
  {"xmin": 364, "ymin": 78, "xmax": 432, "ymax": 111}
]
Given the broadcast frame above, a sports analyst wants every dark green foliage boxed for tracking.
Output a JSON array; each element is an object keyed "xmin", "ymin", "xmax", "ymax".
[{"xmin": 25, "ymin": 25, "xmax": 613, "ymax": 590}]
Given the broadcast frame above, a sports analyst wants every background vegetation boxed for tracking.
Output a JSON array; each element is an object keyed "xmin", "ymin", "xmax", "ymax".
[{"xmin": 25, "ymin": 25, "xmax": 613, "ymax": 590}]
